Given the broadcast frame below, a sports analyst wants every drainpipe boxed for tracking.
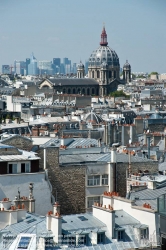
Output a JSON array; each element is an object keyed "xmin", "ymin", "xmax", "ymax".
[
  {"xmin": 44, "ymin": 147, "xmax": 46, "ymax": 170},
  {"xmin": 147, "ymin": 136, "xmax": 150, "ymax": 159}
]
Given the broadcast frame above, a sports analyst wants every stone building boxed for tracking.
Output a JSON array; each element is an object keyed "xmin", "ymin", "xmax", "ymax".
[
  {"xmin": 37, "ymin": 145, "xmax": 158, "ymax": 215},
  {"xmin": 36, "ymin": 26, "xmax": 128, "ymax": 97}
]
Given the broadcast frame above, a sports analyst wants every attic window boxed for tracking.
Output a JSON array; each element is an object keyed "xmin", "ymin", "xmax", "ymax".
[
  {"xmin": 17, "ymin": 236, "xmax": 31, "ymax": 249},
  {"xmin": 78, "ymin": 216, "xmax": 88, "ymax": 221},
  {"xmin": 26, "ymin": 218, "xmax": 36, "ymax": 224}
]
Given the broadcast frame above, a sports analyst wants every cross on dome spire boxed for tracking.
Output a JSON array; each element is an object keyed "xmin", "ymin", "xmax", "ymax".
[{"xmin": 100, "ymin": 24, "xmax": 108, "ymax": 46}]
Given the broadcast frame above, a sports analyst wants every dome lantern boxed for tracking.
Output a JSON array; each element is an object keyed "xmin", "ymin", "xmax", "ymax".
[{"xmin": 100, "ymin": 25, "xmax": 108, "ymax": 46}]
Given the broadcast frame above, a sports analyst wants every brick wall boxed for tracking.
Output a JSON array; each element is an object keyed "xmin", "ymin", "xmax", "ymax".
[
  {"xmin": 116, "ymin": 161, "xmax": 158, "ymax": 197},
  {"xmin": 1, "ymin": 136, "xmax": 33, "ymax": 151},
  {"xmin": 0, "ymin": 147, "xmax": 21, "ymax": 155},
  {"xmin": 37, "ymin": 147, "xmax": 86, "ymax": 215}
]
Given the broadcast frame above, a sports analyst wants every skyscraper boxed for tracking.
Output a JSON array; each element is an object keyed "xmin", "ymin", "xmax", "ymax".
[
  {"xmin": 38, "ymin": 61, "xmax": 53, "ymax": 75},
  {"xmin": 14, "ymin": 60, "xmax": 26, "ymax": 75},
  {"xmin": 26, "ymin": 58, "xmax": 30, "ymax": 75},
  {"xmin": 28, "ymin": 53, "xmax": 38, "ymax": 76},
  {"xmin": 52, "ymin": 58, "xmax": 61, "ymax": 74},
  {"xmin": 2, "ymin": 65, "xmax": 10, "ymax": 74}
]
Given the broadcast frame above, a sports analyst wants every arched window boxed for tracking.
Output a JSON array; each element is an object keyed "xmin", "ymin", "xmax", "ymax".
[
  {"xmin": 73, "ymin": 88, "xmax": 76, "ymax": 94},
  {"xmin": 92, "ymin": 71, "xmax": 94, "ymax": 78},
  {"xmin": 77, "ymin": 88, "xmax": 81, "ymax": 94},
  {"xmin": 82, "ymin": 88, "xmax": 85, "ymax": 94},
  {"xmin": 87, "ymin": 88, "xmax": 90, "ymax": 95},
  {"xmin": 114, "ymin": 71, "xmax": 116, "ymax": 78},
  {"xmin": 109, "ymin": 71, "xmax": 112, "ymax": 78},
  {"xmin": 68, "ymin": 88, "xmax": 71, "ymax": 94},
  {"xmin": 92, "ymin": 88, "xmax": 95, "ymax": 95},
  {"xmin": 97, "ymin": 70, "xmax": 100, "ymax": 78},
  {"xmin": 63, "ymin": 88, "xmax": 66, "ymax": 94}
]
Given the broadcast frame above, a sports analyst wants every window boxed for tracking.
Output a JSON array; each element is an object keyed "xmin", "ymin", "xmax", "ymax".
[
  {"xmin": 21, "ymin": 163, "xmax": 30, "ymax": 173},
  {"xmin": 87, "ymin": 196, "xmax": 100, "ymax": 208},
  {"xmin": 118, "ymin": 230, "xmax": 124, "ymax": 241},
  {"xmin": 21, "ymin": 163, "xmax": 25, "ymax": 173},
  {"xmin": 97, "ymin": 71, "xmax": 100, "ymax": 78},
  {"xmin": 17, "ymin": 236, "xmax": 31, "ymax": 249},
  {"xmin": 102, "ymin": 174, "xmax": 108, "ymax": 185},
  {"xmin": 141, "ymin": 229, "xmax": 147, "ymax": 239},
  {"xmin": 109, "ymin": 71, "xmax": 112, "ymax": 78},
  {"xmin": 97, "ymin": 233, "xmax": 105, "ymax": 243},
  {"xmin": 79, "ymin": 235, "xmax": 87, "ymax": 245},
  {"xmin": 25, "ymin": 163, "xmax": 30, "ymax": 173},
  {"xmin": 8, "ymin": 164, "xmax": 17, "ymax": 174},
  {"xmin": 87, "ymin": 175, "xmax": 100, "ymax": 186}
]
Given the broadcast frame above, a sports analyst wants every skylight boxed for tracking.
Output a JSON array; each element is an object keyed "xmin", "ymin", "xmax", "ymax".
[
  {"xmin": 78, "ymin": 216, "xmax": 88, "ymax": 221},
  {"xmin": 26, "ymin": 218, "xmax": 36, "ymax": 224},
  {"xmin": 17, "ymin": 236, "xmax": 31, "ymax": 249}
]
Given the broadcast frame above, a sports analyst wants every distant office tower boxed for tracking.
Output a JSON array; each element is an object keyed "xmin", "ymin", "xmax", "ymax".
[
  {"xmin": 63, "ymin": 58, "xmax": 71, "ymax": 74},
  {"xmin": 60, "ymin": 63, "xmax": 65, "ymax": 74},
  {"xmin": 85, "ymin": 60, "xmax": 89, "ymax": 75},
  {"xmin": 2, "ymin": 65, "xmax": 10, "ymax": 74},
  {"xmin": 14, "ymin": 60, "xmax": 26, "ymax": 75},
  {"xmin": 28, "ymin": 53, "xmax": 38, "ymax": 75},
  {"xmin": 63, "ymin": 57, "xmax": 69, "ymax": 65},
  {"xmin": 26, "ymin": 58, "xmax": 30, "ymax": 75},
  {"xmin": 38, "ymin": 61, "xmax": 53, "ymax": 75},
  {"xmin": 53, "ymin": 58, "xmax": 61, "ymax": 74},
  {"xmin": 72, "ymin": 63, "xmax": 77, "ymax": 74}
]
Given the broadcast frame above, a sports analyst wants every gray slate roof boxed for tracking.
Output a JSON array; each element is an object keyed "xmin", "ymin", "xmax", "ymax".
[
  {"xmin": 39, "ymin": 78, "xmax": 99, "ymax": 86},
  {"xmin": 60, "ymin": 152, "xmax": 153, "ymax": 165},
  {"xmin": 130, "ymin": 185, "xmax": 166, "ymax": 201}
]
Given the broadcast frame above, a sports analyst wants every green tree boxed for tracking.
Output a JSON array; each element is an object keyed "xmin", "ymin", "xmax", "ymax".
[{"xmin": 109, "ymin": 90, "xmax": 130, "ymax": 98}]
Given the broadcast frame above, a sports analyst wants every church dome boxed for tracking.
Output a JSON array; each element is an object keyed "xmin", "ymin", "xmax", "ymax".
[
  {"xmin": 88, "ymin": 26, "xmax": 120, "ymax": 67},
  {"xmin": 123, "ymin": 60, "xmax": 131, "ymax": 69},
  {"xmin": 85, "ymin": 111, "xmax": 103, "ymax": 124},
  {"xmin": 77, "ymin": 61, "xmax": 84, "ymax": 69}
]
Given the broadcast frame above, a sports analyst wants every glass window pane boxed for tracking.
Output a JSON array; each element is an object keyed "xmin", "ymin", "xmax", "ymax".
[
  {"xmin": 25, "ymin": 163, "xmax": 30, "ymax": 173},
  {"xmin": 12, "ymin": 164, "xmax": 17, "ymax": 174}
]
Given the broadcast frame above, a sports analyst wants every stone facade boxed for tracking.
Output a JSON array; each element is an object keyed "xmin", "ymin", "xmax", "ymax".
[
  {"xmin": 37, "ymin": 147, "xmax": 86, "ymax": 215},
  {"xmin": 1, "ymin": 135, "xmax": 33, "ymax": 151},
  {"xmin": 116, "ymin": 161, "xmax": 158, "ymax": 197}
]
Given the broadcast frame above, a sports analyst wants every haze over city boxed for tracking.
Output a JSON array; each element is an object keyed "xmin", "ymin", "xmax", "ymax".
[{"xmin": 0, "ymin": 0, "xmax": 166, "ymax": 73}]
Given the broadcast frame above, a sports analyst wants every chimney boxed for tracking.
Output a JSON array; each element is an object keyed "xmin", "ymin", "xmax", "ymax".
[
  {"xmin": 53, "ymin": 202, "xmax": 60, "ymax": 214},
  {"xmin": 148, "ymin": 180, "xmax": 156, "ymax": 190},
  {"xmin": 46, "ymin": 204, "xmax": 62, "ymax": 244},
  {"xmin": 111, "ymin": 148, "xmax": 117, "ymax": 163},
  {"xmin": 93, "ymin": 204, "xmax": 115, "ymax": 238},
  {"xmin": 13, "ymin": 184, "xmax": 35, "ymax": 213},
  {"xmin": 29, "ymin": 183, "xmax": 35, "ymax": 213},
  {"xmin": 0, "ymin": 198, "xmax": 11, "ymax": 210}
]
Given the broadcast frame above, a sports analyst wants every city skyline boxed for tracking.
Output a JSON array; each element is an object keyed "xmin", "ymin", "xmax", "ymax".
[{"xmin": 0, "ymin": 0, "xmax": 166, "ymax": 73}]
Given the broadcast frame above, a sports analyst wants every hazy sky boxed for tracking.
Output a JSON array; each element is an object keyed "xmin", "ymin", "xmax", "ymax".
[{"xmin": 0, "ymin": 0, "xmax": 166, "ymax": 73}]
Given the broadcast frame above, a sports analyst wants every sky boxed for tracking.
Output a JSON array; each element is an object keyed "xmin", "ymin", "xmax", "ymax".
[{"xmin": 0, "ymin": 0, "xmax": 166, "ymax": 73}]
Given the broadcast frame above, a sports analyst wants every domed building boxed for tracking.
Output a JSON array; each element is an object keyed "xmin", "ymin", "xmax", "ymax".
[
  {"xmin": 88, "ymin": 25, "xmax": 120, "ymax": 96},
  {"xmin": 38, "ymin": 26, "xmax": 129, "ymax": 97},
  {"xmin": 123, "ymin": 60, "xmax": 131, "ymax": 83}
]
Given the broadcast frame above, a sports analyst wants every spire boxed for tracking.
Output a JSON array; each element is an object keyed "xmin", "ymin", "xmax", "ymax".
[{"xmin": 100, "ymin": 24, "xmax": 108, "ymax": 46}]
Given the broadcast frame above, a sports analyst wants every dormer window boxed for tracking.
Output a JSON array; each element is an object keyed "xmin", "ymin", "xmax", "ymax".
[
  {"xmin": 118, "ymin": 230, "xmax": 124, "ymax": 241},
  {"xmin": 97, "ymin": 232, "xmax": 105, "ymax": 243}
]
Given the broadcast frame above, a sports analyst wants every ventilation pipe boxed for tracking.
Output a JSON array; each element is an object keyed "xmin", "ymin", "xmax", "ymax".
[
  {"xmin": 147, "ymin": 136, "xmax": 150, "ymax": 159},
  {"xmin": 44, "ymin": 147, "xmax": 46, "ymax": 170}
]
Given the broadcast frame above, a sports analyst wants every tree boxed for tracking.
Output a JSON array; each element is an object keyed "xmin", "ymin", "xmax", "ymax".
[{"xmin": 109, "ymin": 90, "xmax": 130, "ymax": 98}]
